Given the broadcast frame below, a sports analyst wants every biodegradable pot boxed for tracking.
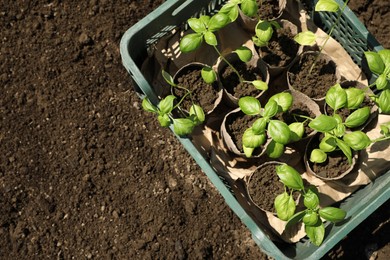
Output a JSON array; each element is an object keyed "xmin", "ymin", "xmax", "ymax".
[
  {"xmin": 221, "ymin": 107, "xmax": 267, "ymax": 158},
  {"xmin": 287, "ymin": 51, "xmax": 341, "ymax": 106},
  {"xmin": 237, "ymin": 0, "xmax": 287, "ymax": 32},
  {"xmin": 245, "ymin": 161, "xmax": 300, "ymax": 214},
  {"xmin": 217, "ymin": 52, "xmax": 270, "ymax": 107},
  {"xmin": 324, "ymin": 80, "xmax": 379, "ymax": 132},
  {"xmin": 304, "ymin": 133, "xmax": 358, "ymax": 181},
  {"xmin": 257, "ymin": 19, "xmax": 302, "ymax": 76},
  {"xmin": 172, "ymin": 62, "xmax": 223, "ymax": 115}
]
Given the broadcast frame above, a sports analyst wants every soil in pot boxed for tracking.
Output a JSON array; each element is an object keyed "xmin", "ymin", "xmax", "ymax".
[
  {"xmin": 306, "ymin": 134, "xmax": 353, "ymax": 179},
  {"xmin": 220, "ymin": 60, "xmax": 265, "ymax": 99},
  {"xmin": 258, "ymin": 26, "xmax": 299, "ymax": 67},
  {"xmin": 257, "ymin": 0, "xmax": 282, "ymax": 21},
  {"xmin": 288, "ymin": 53, "xmax": 339, "ymax": 100},
  {"xmin": 247, "ymin": 163, "xmax": 300, "ymax": 212},
  {"xmin": 225, "ymin": 110, "xmax": 262, "ymax": 155},
  {"xmin": 173, "ymin": 65, "xmax": 220, "ymax": 113}
]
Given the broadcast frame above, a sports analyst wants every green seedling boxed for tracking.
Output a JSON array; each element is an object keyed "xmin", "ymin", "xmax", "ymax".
[
  {"xmin": 252, "ymin": 19, "xmax": 280, "ymax": 47},
  {"xmin": 238, "ymin": 92, "xmax": 305, "ymax": 158},
  {"xmin": 364, "ymin": 49, "xmax": 390, "ymax": 114},
  {"xmin": 294, "ymin": 0, "xmax": 349, "ymax": 74},
  {"xmin": 141, "ymin": 71, "xmax": 205, "ymax": 136},
  {"xmin": 179, "ymin": 13, "xmax": 269, "ymax": 91},
  {"xmin": 273, "ymin": 164, "xmax": 346, "ymax": 246},
  {"xmin": 302, "ymin": 84, "xmax": 382, "ymax": 164},
  {"xmin": 219, "ymin": 0, "xmax": 258, "ymax": 22}
]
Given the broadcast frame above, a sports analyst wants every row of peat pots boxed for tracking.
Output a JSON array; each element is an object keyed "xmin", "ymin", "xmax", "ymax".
[{"xmin": 141, "ymin": 0, "xmax": 390, "ymax": 246}]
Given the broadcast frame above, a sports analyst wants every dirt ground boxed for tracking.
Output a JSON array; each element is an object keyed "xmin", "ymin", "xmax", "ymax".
[{"xmin": 0, "ymin": 0, "xmax": 388, "ymax": 259}]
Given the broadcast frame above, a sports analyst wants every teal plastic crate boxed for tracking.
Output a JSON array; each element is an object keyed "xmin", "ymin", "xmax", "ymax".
[{"xmin": 120, "ymin": 0, "xmax": 390, "ymax": 259}]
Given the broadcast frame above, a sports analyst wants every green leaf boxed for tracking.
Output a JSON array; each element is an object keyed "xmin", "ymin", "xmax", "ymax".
[
  {"xmin": 332, "ymin": 122, "xmax": 346, "ymax": 138},
  {"xmin": 319, "ymin": 134, "xmax": 337, "ymax": 152},
  {"xmin": 268, "ymin": 120, "xmax": 291, "ymax": 145},
  {"xmin": 251, "ymin": 80, "xmax": 268, "ymax": 91},
  {"xmin": 189, "ymin": 104, "xmax": 205, "ymax": 124},
  {"xmin": 275, "ymin": 164, "xmax": 304, "ymax": 190},
  {"xmin": 289, "ymin": 122, "xmax": 304, "ymax": 142},
  {"xmin": 234, "ymin": 46, "xmax": 252, "ymax": 62},
  {"xmin": 252, "ymin": 117, "xmax": 267, "ymax": 134},
  {"xmin": 266, "ymin": 140, "xmax": 285, "ymax": 158},
  {"xmin": 315, "ymin": 0, "xmax": 339, "ymax": 12},
  {"xmin": 343, "ymin": 131, "xmax": 372, "ymax": 150},
  {"xmin": 303, "ymin": 211, "xmax": 319, "ymax": 226},
  {"xmin": 208, "ymin": 13, "xmax": 230, "ymax": 32},
  {"xmin": 158, "ymin": 95, "xmax": 176, "ymax": 114},
  {"xmin": 378, "ymin": 49, "xmax": 390, "ymax": 68},
  {"xmin": 180, "ymin": 33, "xmax": 203, "ymax": 53},
  {"xmin": 201, "ymin": 66, "xmax": 217, "ymax": 84},
  {"xmin": 263, "ymin": 100, "xmax": 279, "ymax": 118},
  {"xmin": 336, "ymin": 138, "xmax": 352, "ymax": 164},
  {"xmin": 286, "ymin": 210, "xmax": 306, "ymax": 229},
  {"xmin": 309, "ymin": 115, "xmax": 338, "ymax": 132},
  {"xmin": 274, "ymin": 192, "xmax": 296, "ymax": 221},
  {"xmin": 305, "ymin": 220, "xmax": 325, "ymax": 246},
  {"xmin": 344, "ymin": 106, "xmax": 370, "ymax": 128},
  {"xmin": 345, "ymin": 87, "xmax": 365, "ymax": 109},
  {"xmin": 380, "ymin": 122, "xmax": 390, "ymax": 136},
  {"xmin": 304, "ymin": 188, "xmax": 320, "ymax": 210},
  {"xmin": 376, "ymin": 73, "xmax": 390, "ymax": 90},
  {"xmin": 199, "ymin": 15, "xmax": 211, "ymax": 27},
  {"xmin": 204, "ymin": 31, "xmax": 217, "ymax": 46},
  {"xmin": 173, "ymin": 118, "xmax": 195, "ymax": 136},
  {"xmin": 310, "ymin": 149, "xmax": 327, "ymax": 163},
  {"xmin": 242, "ymin": 128, "xmax": 266, "ymax": 148},
  {"xmin": 252, "ymin": 36, "xmax": 268, "ymax": 47},
  {"xmin": 187, "ymin": 18, "xmax": 206, "ymax": 33},
  {"xmin": 326, "ymin": 84, "xmax": 347, "ymax": 111},
  {"xmin": 243, "ymin": 145, "xmax": 255, "ymax": 158},
  {"xmin": 254, "ymin": 20, "xmax": 273, "ymax": 44},
  {"xmin": 158, "ymin": 114, "xmax": 171, "ymax": 127},
  {"xmin": 294, "ymin": 31, "xmax": 317, "ymax": 46},
  {"xmin": 142, "ymin": 97, "xmax": 158, "ymax": 113},
  {"xmin": 364, "ymin": 51, "xmax": 385, "ymax": 75},
  {"xmin": 241, "ymin": 0, "xmax": 258, "ymax": 17},
  {"xmin": 162, "ymin": 70, "xmax": 176, "ymax": 86},
  {"xmin": 269, "ymin": 92, "xmax": 293, "ymax": 112},
  {"xmin": 319, "ymin": 207, "xmax": 346, "ymax": 223},
  {"xmin": 378, "ymin": 89, "xmax": 390, "ymax": 114},
  {"xmin": 219, "ymin": 3, "xmax": 239, "ymax": 22},
  {"xmin": 239, "ymin": 96, "xmax": 261, "ymax": 115}
]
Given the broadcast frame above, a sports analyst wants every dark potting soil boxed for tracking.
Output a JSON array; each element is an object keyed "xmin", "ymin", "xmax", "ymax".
[
  {"xmin": 288, "ymin": 53, "xmax": 338, "ymax": 100},
  {"xmin": 220, "ymin": 60, "xmax": 265, "ymax": 99},
  {"xmin": 225, "ymin": 111, "xmax": 260, "ymax": 154},
  {"xmin": 257, "ymin": 0, "xmax": 281, "ymax": 20},
  {"xmin": 173, "ymin": 66, "xmax": 220, "ymax": 113},
  {"xmin": 247, "ymin": 163, "xmax": 283, "ymax": 212},
  {"xmin": 260, "ymin": 26, "xmax": 299, "ymax": 67}
]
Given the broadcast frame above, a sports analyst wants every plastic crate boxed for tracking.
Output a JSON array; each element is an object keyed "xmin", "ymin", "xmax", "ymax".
[{"xmin": 120, "ymin": 0, "xmax": 390, "ymax": 259}]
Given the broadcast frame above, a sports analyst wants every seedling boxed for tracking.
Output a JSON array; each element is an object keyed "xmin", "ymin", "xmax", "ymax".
[
  {"xmin": 179, "ymin": 12, "xmax": 268, "ymax": 91},
  {"xmin": 364, "ymin": 48, "xmax": 390, "ymax": 114},
  {"xmin": 238, "ymin": 92, "xmax": 306, "ymax": 158},
  {"xmin": 273, "ymin": 164, "xmax": 346, "ymax": 246},
  {"xmin": 219, "ymin": 0, "xmax": 258, "ymax": 22},
  {"xmin": 293, "ymin": 0, "xmax": 349, "ymax": 73},
  {"xmin": 141, "ymin": 71, "xmax": 205, "ymax": 136},
  {"xmin": 299, "ymin": 84, "xmax": 382, "ymax": 164}
]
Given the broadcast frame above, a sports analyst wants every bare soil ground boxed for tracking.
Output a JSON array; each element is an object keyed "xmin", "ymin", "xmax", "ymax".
[{"xmin": 0, "ymin": 0, "xmax": 388, "ymax": 259}]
